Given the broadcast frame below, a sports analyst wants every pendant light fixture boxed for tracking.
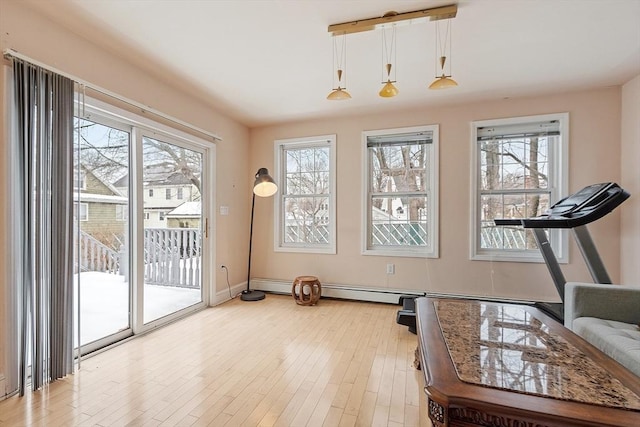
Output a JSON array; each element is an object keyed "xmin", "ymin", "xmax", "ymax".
[
  {"xmin": 379, "ymin": 23, "xmax": 399, "ymax": 98},
  {"xmin": 429, "ymin": 19, "xmax": 458, "ymax": 90},
  {"xmin": 326, "ymin": 4, "xmax": 458, "ymax": 98},
  {"xmin": 327, "ymin": 33, "xmax": 351, "ymax": 100}
]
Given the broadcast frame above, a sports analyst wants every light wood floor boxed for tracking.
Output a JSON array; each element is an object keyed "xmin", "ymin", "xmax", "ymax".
[{"xmin": 0, "ymin": 294, "xmax": 430, "ymax": 427}]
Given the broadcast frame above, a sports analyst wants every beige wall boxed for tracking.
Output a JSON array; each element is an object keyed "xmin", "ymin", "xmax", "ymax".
[
  {"xmin": 0, "ymin": 0, "xmax": 251, "ymax": 393},
  {"xmin": 250, "ymin": 88, "xmax": 624, "ymax": 302},
  {"xmin": 621, "ymin": 74, "xmax": 640, "ymax": 285}
]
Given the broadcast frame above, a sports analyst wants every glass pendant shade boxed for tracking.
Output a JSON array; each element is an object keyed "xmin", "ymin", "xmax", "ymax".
[
  {"xmin": 327, "ymin": 68, "xmax": 351, "ymax": 100},
  {"xmin": 379, "ymin": 61, "xmax": 398, "ymax": 98},
  {"xmin": 428, "ymin": 75, "xmax": 458, "ymax": 89},
  {"xmin": 327, "ymin": 87, "xmax": 352, "ymax": 100},
  {"xmin": 253, "ymin": 168, "xmax": 278, "ymax": 197},
  {"xmin": 379, "ymin": 81, "xmax": 399, "ymax": 97}
]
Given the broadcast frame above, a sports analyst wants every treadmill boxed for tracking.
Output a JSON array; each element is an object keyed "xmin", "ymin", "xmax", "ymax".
[{"xmin": 494, "ymin": 182, "xmax": 630, "ymax": 322}]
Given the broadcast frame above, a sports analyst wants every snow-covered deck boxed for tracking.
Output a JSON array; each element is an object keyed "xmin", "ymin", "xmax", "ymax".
[{"xmin": 74, "ymin": 271, "xmax": 201, "ymax": 346}]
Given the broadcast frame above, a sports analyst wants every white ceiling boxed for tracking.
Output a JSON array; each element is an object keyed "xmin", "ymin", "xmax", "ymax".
[{"xmin": 25, "ymin": 0, "xmax": 640, "ymax": 127}]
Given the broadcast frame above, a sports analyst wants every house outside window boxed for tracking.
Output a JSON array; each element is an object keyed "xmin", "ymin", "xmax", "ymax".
[
  {"xmin": 159, "ymin": 211, "xmax": 166, "ymax": 221},
  {"xmin": 363, "ymin": 125, "xmax": 439, "ymax": 258},
  {"xmin": 165, "ymin": 188, "xmax": 171, "ymax": 200},
  {"xmin": 274, "ymin": 134, "xmax": 336, "ymax": 254},
  {"xmin": 177, "ymin": 188, "xmax": 183, "ymax": 200},
  {"xmin": 149, "ymin": 189, "xmax": 154, "ymax": 197},
  {"xmin": 470, "ymin": 113, "xmax": 568, "ymax": 262}
]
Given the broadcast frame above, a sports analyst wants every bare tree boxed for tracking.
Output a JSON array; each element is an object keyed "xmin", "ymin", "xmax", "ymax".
[
  {"xmin": 481, "ymin": 137, "xmax": 549, "ymax": 249},
  {"xmin": 371, "ymin": 143, "xmax": 427, "ymax": 220},
  {"xmin": 74, "ymin": 119, "xmax": 202, "ymax": 192}
]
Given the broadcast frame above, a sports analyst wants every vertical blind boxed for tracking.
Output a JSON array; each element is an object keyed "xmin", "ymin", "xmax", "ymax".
[{"xmin": 12, "ymin": 59, "xmax": 75, "ymax": 394}]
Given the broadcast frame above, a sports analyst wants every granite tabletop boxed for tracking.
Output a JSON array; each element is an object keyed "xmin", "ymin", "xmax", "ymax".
[{"xmin": 433, "ymin": 299, "xmax": 640, "ymax": 411}]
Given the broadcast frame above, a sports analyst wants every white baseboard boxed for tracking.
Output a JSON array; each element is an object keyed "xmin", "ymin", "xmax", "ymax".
[
  {"xmin": 212, "ymin": 283, "xmax": 246, "ymax": 306},
  {"xmin": 250, "ymin": 278, "xmax": 424, "ymax": 304},
  {"xmin": 212, "ymin": 279, "xmax": 535, "ymax": 307}
]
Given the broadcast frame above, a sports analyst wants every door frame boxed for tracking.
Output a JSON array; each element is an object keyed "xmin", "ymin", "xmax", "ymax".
[{"xmin": 76, "ymin": 98, "xmax": 215, "ymax": 348}]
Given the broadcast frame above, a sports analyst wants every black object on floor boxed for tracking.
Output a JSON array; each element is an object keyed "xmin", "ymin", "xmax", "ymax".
[{"xmin": 396, "ymin": 295, "xmax": 418, "ymax": 334}]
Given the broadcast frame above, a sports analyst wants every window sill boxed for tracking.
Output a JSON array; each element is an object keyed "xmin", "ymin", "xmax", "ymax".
[
  {"xmin": 471, "ymin": 252, "xmax": 568, "ymax": 264},
  {"xmin": 363, "ymin": 248, "xmax": 438, "ymax": 259}
]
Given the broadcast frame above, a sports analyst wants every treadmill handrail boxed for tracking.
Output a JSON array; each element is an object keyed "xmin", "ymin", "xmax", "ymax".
[{"xmin": 493, "ymin": 182, "xmax": 629, "ymax": 229}]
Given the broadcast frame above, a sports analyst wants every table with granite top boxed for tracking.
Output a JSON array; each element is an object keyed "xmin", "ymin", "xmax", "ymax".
[{"xmin": 415, "ymin": 297, "xmax": 640, "ymax": 427}]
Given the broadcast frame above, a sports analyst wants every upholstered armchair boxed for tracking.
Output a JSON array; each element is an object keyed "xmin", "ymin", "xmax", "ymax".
[{"xmin": 564, "ymin": 282, "xmax": 640, "ymax": 377}]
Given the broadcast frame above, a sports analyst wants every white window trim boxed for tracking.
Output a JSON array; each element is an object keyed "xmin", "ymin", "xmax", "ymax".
[
  {"xmin": 469, "ymin": 113, "xmax": 569, "ymax": 263},
  {"xmin": 361, "ymin": 125, "xmax": 439, "ymax": 258},
  {"xmin": 116, "ymin": 204, "xmax": 127, "ymax": 221},
  {"xmin": 274, "ymin": 134, "xmax": 337, "ymax": 254},
  {"xmin": 74, "ymin": 170, "xmax": 87, "ymax": 190}
]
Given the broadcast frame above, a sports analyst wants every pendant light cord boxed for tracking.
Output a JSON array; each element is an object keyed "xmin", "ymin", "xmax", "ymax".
[
  {"xmin": 332, "ymin": 33, "xmax": 347, "ymax": 86},
  {"xmin": 381, "ymin": 26, "xmax": 397, "ymax": 80},
  {"xmin": 435, "ymin": 20, "xmax": 452, "ymax": 74}
]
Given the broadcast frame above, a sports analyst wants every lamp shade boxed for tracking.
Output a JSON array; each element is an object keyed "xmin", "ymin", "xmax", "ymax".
[
  {"xmin": 327, "ymin": 87, "xmax": 352, "ymax": 100},
  {"xmin": 428, "ymin": 75, "xmax": 458, "ymax": 90},
  {"xmin": 379, "ymin": 81, "xmax": 399, "ymax": 97},
  {"xmin": 253, "ymin": 168, "xmax": 278, "ymax": 197}
]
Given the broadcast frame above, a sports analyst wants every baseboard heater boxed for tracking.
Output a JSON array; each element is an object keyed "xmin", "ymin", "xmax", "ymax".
[
  {"xmin": 251, "ymin": 278, "xmax": 538, "ymax": 335},
  {"xmin": 250, "ymin": 278, "xmax": 425, "ymax": 304}
]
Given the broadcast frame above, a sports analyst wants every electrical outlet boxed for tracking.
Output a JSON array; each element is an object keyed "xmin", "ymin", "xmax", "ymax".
[{"xmin": 386, "ymin": 263, "xmax": 395, "ymax": 275}]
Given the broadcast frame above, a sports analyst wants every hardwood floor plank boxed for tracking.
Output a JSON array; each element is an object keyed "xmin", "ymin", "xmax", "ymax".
[{"xmin": 0, "ymin": 295, "xmax": 422, "ymax": 426}]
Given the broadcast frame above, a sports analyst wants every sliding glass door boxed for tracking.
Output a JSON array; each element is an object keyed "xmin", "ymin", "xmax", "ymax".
[{"xmin": 74, "ymin": 108, "xmax": 210, "ymax": 354}]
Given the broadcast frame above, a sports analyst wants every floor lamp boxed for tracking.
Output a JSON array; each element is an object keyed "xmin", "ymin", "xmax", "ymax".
[{"xmin": 242, "ymin": 168, "xmax": 278, "ymax": 301}]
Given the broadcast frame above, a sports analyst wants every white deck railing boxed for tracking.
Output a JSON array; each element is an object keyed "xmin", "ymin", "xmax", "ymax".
[
  {"xmin": 75, "ymin": 231, "xmax": 121, "ymax": 274},
  {"xmin": 144, "ymin": 228, "xmax": 201, "ymax": 289},
  {"xmin": 75, "ymin": 228, "xmax": 201, "ymax": 289}
]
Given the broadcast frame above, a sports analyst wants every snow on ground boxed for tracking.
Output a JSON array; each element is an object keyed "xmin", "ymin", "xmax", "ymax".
[{"xmin": 74, "ymin": 271, "xmax": 201, "ymax": 346}]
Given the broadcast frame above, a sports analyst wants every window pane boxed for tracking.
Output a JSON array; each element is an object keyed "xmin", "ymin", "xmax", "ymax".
[
  {"xmin": 142, "ymin": 136, "xmax": 203, "ymax": 324},
  {"xmin": 369, "ymin": 144, "xmax": 427, "ymax": 193},
  {"xmin": 285, "ymin": 147, "xmax": 329, "ymax": 196},
  {"xmin": 73, "ymin": 117, "xmax": 130, "ymax": 347},
  {"xmin": 480, "ymin": 137, "xmax": 552, "ymax": 192},
  {"xmin": 370, "ymin": 196, "xmax": 428, "ymax": 247},
  {"xmin": 480, "ymin": 193, "xmax": 550, "ymax": 250},
  {"xmin": 283, "ymin": 196, "xmax": 329, "ymax": 244}
]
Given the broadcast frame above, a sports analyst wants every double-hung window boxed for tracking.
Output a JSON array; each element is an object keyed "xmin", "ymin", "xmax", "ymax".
[
  {"xmin": 274, "ymin": 135, "xmax": 336, "ymax": 254},
  {"xmin": 471, "ymin": 113, "xmax": 568, "ymax": 262},
  {"xmin": 363, "ymin": 125, "xmax": 439, "ymax": 258}
]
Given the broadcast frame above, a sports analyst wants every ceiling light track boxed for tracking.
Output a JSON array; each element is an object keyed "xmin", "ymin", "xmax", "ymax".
[{"xmin": 328, "ymin": 4, "xmax": 457, "ymax": 36}]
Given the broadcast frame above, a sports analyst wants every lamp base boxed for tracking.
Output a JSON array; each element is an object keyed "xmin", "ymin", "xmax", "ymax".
[{"xmin": 240, "ymin": 289, "xmax": 266, "ymax": 301}]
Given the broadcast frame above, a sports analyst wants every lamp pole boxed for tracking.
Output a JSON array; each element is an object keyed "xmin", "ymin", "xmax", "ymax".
[
  {"xmin": 242, "ymin": 192, "xmax": 265, "ymax": 301},
  {"xmin": 242, "ymin": 168, "xmax": 277, "ymax": 301}
]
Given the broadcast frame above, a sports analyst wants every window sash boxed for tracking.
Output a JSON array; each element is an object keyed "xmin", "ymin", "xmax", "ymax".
[
  {"xmin": 74, "ymin": 202, "xmax": 89, "ymax": 221},
  {"xmin": 274, "ymin": 135, "xmax": 336, "ymax": 254},
  {"xmin": 363, "ymin": 125, "xmax": 439, "ymax": 258}
]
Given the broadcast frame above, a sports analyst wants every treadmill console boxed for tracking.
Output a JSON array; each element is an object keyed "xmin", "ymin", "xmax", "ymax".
[{"xmin": 495, "ymin": 182, "xmax": 629, "ymax": 229}]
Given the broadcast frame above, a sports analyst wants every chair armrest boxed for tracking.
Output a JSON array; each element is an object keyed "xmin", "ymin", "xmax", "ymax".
[{"xmin": 564, "ymin": 282, "xmax": 640, "ymax": 330}]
